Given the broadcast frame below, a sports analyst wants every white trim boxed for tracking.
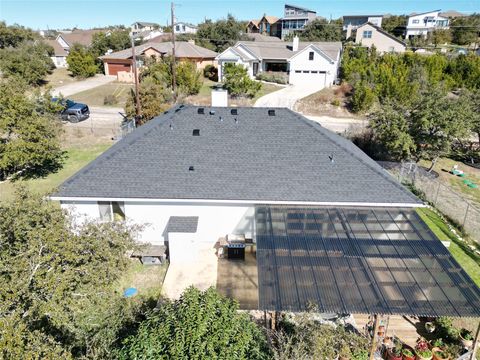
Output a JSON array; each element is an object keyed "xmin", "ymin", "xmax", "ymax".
[
  {"xmin": 288, "ymin": 44, "xmax": 335, "ymax": 64},
  {"xmin": 50, "ymin": 196, "xmax": 423, "ymax": 208}
]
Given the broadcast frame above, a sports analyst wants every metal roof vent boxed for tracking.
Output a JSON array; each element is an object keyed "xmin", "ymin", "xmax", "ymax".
[
  {"xmin": 268, "ymin": 109, "xmax": 276, "ymax": 116},
  {"xmin": 189, "ymin": 166, "xmax": 195, "ymax": 171},
  {"xmin": 192, "ymin": 129, "xmax": 200, "ymax": 136},
  {"xmin": 329, "ymin": 154, "xmax": 334, "ymax": 163},
  {"xmin": 231, "ymin": 109, "xmax": 238, "ymax": 115},
  {"xmin": 219, "ymin": 116, "xmax": 223, "ymax": 122},
  {"xmin": 209, "ymin": 110, "xmax": 216, "ymax": 115},
  {"xmin": 234, "ymin": 118, "xmax": 238, "ymax": 124},
  {"xmin": 175, "ymin": 108, "xmax": 181, "ymax": 113},
  {"xmin": 197, "ymin": 108, "xmax": 205, "ymax": 114},
  {"xmin": 169, "ymin": 124, "xmax": 173, "ymax": 130}
]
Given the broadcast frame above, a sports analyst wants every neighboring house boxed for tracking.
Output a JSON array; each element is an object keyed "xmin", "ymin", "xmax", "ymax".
[
  {"xmin": 100, "ymin": 40, "xmax": 217, "ymax": 79},
  {"xmin": 343, "ymin": 14, "xmax": 384, "ymax": 38},
  {"xmin": 174, "ymin": 22, "xmax": 198, "ymax": 34},
  {"xmin": 439, "ymin": 10, "xmax": 465, "ymax": 19},
  {"xmin": 355, "ymin": 23, "xmax": 406, "ymax": 53},
  {"xmin": 256, "ymin": 15, "xmax": 281, "ymax": 38},
  {"xmin": 44, "ymin": 39, "xmax": 69, "ymax": 68},
  {"xmin": 246, "ymin": 19, "xmax": 260, "ymax": 33},
  {"xmin": 51, "ymin": 105, "xmax": 480, "ymax": 315},
  {"xmin": 405, "ymin": 10, "xmax": 449, "ymax": 39},
  {"xmin": 216, "ymin": 37, "xmax": 342, "ymax": 87},
  {"xmin": 280, "ymin": 4, "xmax": 317, "ymax": 39},
  {"xmin": 131, "ymin": 21, "xmax": 159, "ymax": 36},
  {"xmin": 246, "ymin": 33, "xmax": 283, "ymax": 42},
  {"xmin": 46, "ymin": 29, "xmax": 103, "ymax": 68}
]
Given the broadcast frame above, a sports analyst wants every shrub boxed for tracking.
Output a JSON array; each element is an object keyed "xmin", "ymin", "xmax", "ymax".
[
  {"xmin": 203, "ymin": 64, "xmax": 218, "ymax": 81},
  {"xmin": 256, "ymin": 72, "xmax": 288, "ymax": 85},
  {"xmin": 351, "ymin": 82, "xmax": 376, "ymax": 112},
  {"xmin": 119, "ymin": 287, "xmax": 270, "ymax": 359},
  {"xmin": 331, "ymin": 98, "xmax": 341, "ymax": 106},
  {"xmin": 66, "ymin": 44, "xmax": 98, "ymax": 78},
  {"xmin": 223, "ymin": 63, "xmax": 261, "ymax": 98},
  {"xmin": 103, "ymin": 94, "xmax": 117, "ymax": 105}
]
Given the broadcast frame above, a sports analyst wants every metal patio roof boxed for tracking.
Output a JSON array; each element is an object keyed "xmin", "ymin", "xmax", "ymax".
[{"xmin": 255, "ymin": 206, "xmax": 480, "ymax": 317}]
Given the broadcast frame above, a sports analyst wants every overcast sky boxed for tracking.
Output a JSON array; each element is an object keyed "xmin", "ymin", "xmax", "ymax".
[{"xmin": 1, "ymin": 0, "xmax": 479, "ymax": 30}]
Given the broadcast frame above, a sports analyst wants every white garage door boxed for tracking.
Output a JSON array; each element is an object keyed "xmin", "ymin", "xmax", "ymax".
[{"xmin": 289, "ymin": 70, "xmax": 326, "ymax": 87}]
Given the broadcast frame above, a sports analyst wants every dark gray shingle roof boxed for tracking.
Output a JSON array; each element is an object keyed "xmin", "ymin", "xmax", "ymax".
[
  {"xmin": 54, "ymin": 106, "xmax": 421, "ymax": 205},
  {"xmin": 166, "ymin": 216, "xmax": 199, "ymax": 233}
]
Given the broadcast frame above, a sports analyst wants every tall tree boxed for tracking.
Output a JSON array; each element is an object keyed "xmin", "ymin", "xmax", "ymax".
[
  {"xmin": 451, "ymin": 14, "xmax": 480, "ymax": 46},
  {"xmin": 0, "ymin": 21, "xmax": 38, "ymax": 48},
  {"xmin": 196, "ymin": 14, "xmax": 247, "ymax": 52},
  {"xmin": 298, "ymin": 18, "xmax": 342, "ymax": 41},
  {"xmin": 0, "ymin": 189, "xmax": 142, "ymax": 359},
  {"xmin": 0, "ymin": 79, "xmax": 64, "ymax": 180},
  {"xmin": 66, "ymin": 44, "xmax": 98, "ymax": 77}
]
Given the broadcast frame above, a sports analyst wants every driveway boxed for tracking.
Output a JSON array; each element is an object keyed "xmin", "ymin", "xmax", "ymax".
[
  {"xmin": 305, "ymin": 115, "xmax": 368, "ymax": 133},
  {"xmin": 254, "ymin": 83, "xmax": 325, "ymax": 109},
  {"xmin": 52, "ymin": 74, "xmax": 116, "ymax": 97}
]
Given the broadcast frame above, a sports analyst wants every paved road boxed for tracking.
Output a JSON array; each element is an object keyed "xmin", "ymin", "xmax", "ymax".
[
  {"xmin": 63, "ymin": 106, "xmax": 125, "ymax": 140},
  {"xmin": 52, "ymin": 74, "xmax": 116, "ymax": 97},
  {"xmin": 305, "ymin": 115, "xmax": 368, "ymax": 133},
  {"xmin": 254, "ymin": 83, "xmax": 325, "ymax": 109}
]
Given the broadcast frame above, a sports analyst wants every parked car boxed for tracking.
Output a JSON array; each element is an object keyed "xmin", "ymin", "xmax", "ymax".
[{"xmin": 52, "ymin": 98, "xmax": 90, "ymax": 123}]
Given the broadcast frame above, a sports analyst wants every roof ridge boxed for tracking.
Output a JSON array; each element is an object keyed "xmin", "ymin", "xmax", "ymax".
[{"xmin": 288, "ymin": 109, "xmax": 419, "ymax": 203}]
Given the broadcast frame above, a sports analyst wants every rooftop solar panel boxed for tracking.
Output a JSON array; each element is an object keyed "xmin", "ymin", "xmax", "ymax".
[{"xmin": 255, "ymin": 206, "xmax": 480, "ymax": 317}]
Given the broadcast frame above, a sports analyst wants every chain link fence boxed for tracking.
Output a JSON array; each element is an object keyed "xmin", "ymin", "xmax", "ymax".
[{"xmin": 380, "ymin": 162, "xmax": 480, "ymax": 244}]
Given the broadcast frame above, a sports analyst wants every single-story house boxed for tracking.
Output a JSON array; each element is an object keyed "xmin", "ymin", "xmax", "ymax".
[
  {"xmin": 44, "ymin": 39, "xmax": 69, "ymax": 68},
  {"xmin": 216, "ymin": 37, "xmax": 342, "ymax": 87},
  {"xmin": 51, "ymin": 105, "xmax": 480, "ymax": 316},
  {"xmin": 355, "ymin": 22, "xmax": 406, "ymax": 53},
  {"xmin": 99, "ymin": 40, "xmax": 217, "ymax": 78}
]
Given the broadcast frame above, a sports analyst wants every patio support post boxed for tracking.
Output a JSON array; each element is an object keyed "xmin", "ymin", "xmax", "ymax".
[
  {"xmin": 369, "ymin": 314, "xmax": 379, "ymax": 360},
  {"xmin": 470, "ymin": 320, "xmax": 480, "ymax": 360}
]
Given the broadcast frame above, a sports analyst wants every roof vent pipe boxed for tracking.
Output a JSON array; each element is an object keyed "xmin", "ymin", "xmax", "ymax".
[{"xmin": 292, "ymin": 36, "xmax": 299, "ymax": 52}]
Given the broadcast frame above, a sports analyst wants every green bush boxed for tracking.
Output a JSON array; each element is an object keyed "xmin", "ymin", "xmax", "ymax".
[
  {"xmin": 223, "ymin": 63, "xmax": 261, "ymax": 98},
  {"xmin": 103, "ymin": 94, "xmax": 117, "ymax": 105},
  {"xmin": 203, "ymin": 64, "xmax": 218, "ymax": 81},
  {"xmin": 351, "ymin": 82, "xmax": 376, "ymax": 112},
  {"xmin": 119, "ymin": 287, "xmax": 270, "ymax": 359},
  {"xmin": 66, "ymin": 44, "xmax": 98, "ymax": 78},
  {"xmin": 256, "ymin": 72, "xmax": 288, "ymax": 85}
]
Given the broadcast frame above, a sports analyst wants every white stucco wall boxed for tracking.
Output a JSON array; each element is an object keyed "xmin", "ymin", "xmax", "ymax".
[
  {"xmin": 288, "ymin": 47, "xmax": 338, "ymax": 87},
  {"xmin": 61, "ymin": 200, "xmax": 255, "ymax": 247},
  {"xmin": 355, "ymin": 24, "xmax": 406, "ymax": 53}
]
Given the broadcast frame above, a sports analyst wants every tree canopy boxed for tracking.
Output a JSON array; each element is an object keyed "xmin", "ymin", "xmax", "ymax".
[
  {"xmin": 66, "ymin": 44, "xmax": 99, "ymax": 78},
  {"xmin": 296, "ymin": 18, "xmax": 342, "ymax": 42},
  {"xmin": 0, "ymin": 79, "xmax": 64, "ymax": 180},
  {"xmin": 0, "ymin": 21, "xmax": 38, "ymax": 48},
  {"xmin": 223, "ymin": 63, "xmax": 261, "ymax": 98},
  {"xmin": 195, "ymin": 14, "xmax": 247, "ymax": 53},
  {"xmin": 119, "ymin": 287, "xmax": 270, "ymax": 360},
  {"xmin": 0, "ymin": 189, "xmax": 143, "ymax": 359}
]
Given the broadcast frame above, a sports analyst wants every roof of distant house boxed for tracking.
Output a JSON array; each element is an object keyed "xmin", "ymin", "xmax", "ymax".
[
  {"xmin": 357, "ymin": 22, "xmax": 407, "ymax": 46},
  {"xmin": 133, "ymin": 21, "xmax": 159, "ymax": 27},
  {"xmin": 53, "ymin": 105, "xmax": 421, "ymax": 206},
  {"xmin": 343, "ymin": 14, "xmax": 384, "ymax": 19},
  {"xmin": 285, "ymin": 3, "xmax": 316, "ymax": 13},
  {"xmin": 99, "ymin": 41, "xmax": 217, "ymax": 60},
  {"xmin": 261, "ymin": 15, "xmax": 280, "ymax": 24},
  {"xmin": 408, "ymin": 9, "xmax": 442, "ymax": 17},
  {"xmin": 43, "ymin": 39, "xmax": 69, "ymax": 56},
  {"xmin": 58, "ymin": 29, "xmax": 104, "ymax": 47},
  {"xmin": 175, "ymin": 22, "xmax": 198, "ymax": 28},
  {"xmin": 246, "ymin": 33, "xmax": 283, "ymax": 42},
  {"xmin": 230, "ymin": 40, "xmax": 342, "ymax": 62},
  {"xmin": 248, "ymin": 19, "xmax": 260, "ymax": 28}
]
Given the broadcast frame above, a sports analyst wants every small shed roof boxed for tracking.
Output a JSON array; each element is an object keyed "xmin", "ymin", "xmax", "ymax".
[
  {"xmin": 256, "ymin": 206, "xmax": 480, "ymax": 317},
  {"xmin": 166, "ymin": 216, "xmax": 199, "ymax": 233}
]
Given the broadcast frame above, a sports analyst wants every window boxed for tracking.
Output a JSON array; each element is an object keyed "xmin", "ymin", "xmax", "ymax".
[
  {"xmin": 98, "ymin": 201, "xmax": 125, "ymax": 221},
  {"xmin": 363, "ymin": 30, "xmax": 372, "ymax": 38},
  {"xmin": 266, "ymin": 23, "xmax": 270, "ymax": 33},
  {"xmin": 182, "ymin": 25, "xmax": 186, "ymax": 31},
  {"xmin": 309, "ymin": 51, "xmax": 314, "ymax": 60},
  {"xmin": 412, "ymin": 19, "xmax": 419, "ymax": 24},
  {"xmin": 175, "ymin": 25, "xmax": 180, "ymax": 31}
]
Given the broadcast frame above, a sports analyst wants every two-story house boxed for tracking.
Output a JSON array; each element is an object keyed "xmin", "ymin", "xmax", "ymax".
[
  {"xmin": 343, "ymin": 14, "xmax": 384, "ymax": 38},
  {"xmin": 281, "ymin": 4, "xmax": 317, "ymax": 39},
  {"xmin": 131, "ymin": 21, "xmax": 159, "ymax": 36},
  {"xmin": 174, "ymin": 22, "xmax": 198, "ymax": 34},
  {"xmin": 405, "ymin": 10, "xmax": 449, "ymax": 39}
]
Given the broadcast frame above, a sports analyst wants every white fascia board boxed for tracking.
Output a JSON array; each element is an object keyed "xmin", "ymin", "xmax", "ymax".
[
  {"xmin": 50, "ymin": 196, "xmax": 424, "ymax": 208},
  {"xmin": 288, "ymin": 44, "xmax": 335, "ymax": 64}
]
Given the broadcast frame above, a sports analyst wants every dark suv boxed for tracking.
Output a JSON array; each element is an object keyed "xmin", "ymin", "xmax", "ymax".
[{"xmin": 52, "ymin": 98, "xmax": 90, "ymax": 123}]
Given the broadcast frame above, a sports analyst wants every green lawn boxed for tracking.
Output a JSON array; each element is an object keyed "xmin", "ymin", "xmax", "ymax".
[
  {"xmin": 43, "ymin": 68, "xmax": 76, "ymax": 89},
  {"xmin": 117, "ymin": 260, "xmax": 168, "ymax": 299},
  {"xmin": 0, "ymin": 143, "xmax": 111, "ymax": 202},
  {"xmin": 416, "ymin": 207, "xmax": 480, "ymax": 286},
  {"xmin": 69, "ymin": 82, "xmax": 134, "ymax": 108}
]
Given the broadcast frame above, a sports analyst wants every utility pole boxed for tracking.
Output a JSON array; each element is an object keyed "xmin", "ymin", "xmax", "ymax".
[
  {"xmin": 130, "ymin": 35, "xmax": 141, "ymax": 124},
  {"xmin": 171, "ymin": 2, "xmax": 177, "ymax": 97}
]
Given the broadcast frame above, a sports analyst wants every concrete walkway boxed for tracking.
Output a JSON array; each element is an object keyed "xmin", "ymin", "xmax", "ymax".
[
  {"xmin": 254, "ymin": 83, "xmax": 325, "ymax": 109},
  {"xmin": 52, "ymin": 74, "xmax": 116, "ymax": 97}
]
